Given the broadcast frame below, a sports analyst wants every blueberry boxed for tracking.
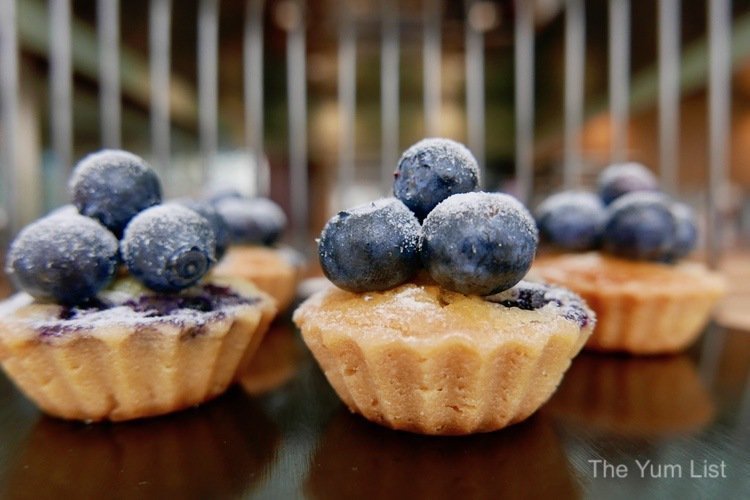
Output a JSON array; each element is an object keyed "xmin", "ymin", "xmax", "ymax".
[
  {"xmin": 213, "ymin": 197, "xmax": 287, "ymax": 246},
  {"xmin": 70, "ymin": 149, "xmax": 162, "ymax": 236},
  {"xmin": 421, "ymin": 192, "xmax": 538, "ymax": 295},
  {"xmin": 175, "ymin": 199, "xmax": 231, "ymax": 260},
  {"xmin": 602, "ymin": 192, "xmax": 677, "ymax": 260},
  {"xmin": 318, "ymin": 198, "xmax": 421, "ymax": 292},
  {"xmin": 45, "ymin": 204, "xmax": 80, "ymax": 219},
  {"xmin": 597, "ymin": 162, "xmax": 659, "ymax": 205},
  {"xmin": 665, "ymin": 202, "xmax": 698, "ymax": 261},
  {"xmin": 535, "ymin": 191, "xmax": 606, "ymax": 251},
  {"xmin": 204, "ymin": 188, "xmax": 245, "ymax": 205},
  {"xmin": 394, "ymin": 138, "xmax": 480, "ymax": 221},
  {"xmin": 6, "ymin": 214, "xmax": 119, "ymax": 304},
  {"xmin": 121, "ymin": 205, "xmax": 216, "ymax": 292}
]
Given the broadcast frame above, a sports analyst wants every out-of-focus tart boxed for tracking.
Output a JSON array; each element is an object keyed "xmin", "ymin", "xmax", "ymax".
[
  {"xmin": 209, "ymin": 195, "xmax": 305, "ymax": 311},
  {"xmin": 213, "ymin": 245, "xmax": 302, "ymax": 312},
  {"xmin": 531, "ymin": 165, "xmax": 726, "ymax": 354},
  {"xmin": 0, "ymin": 277, "xmax": 275, "ymax": 422},
  {"xmin": 531, "ymin": 253, "xmax": 725, "ymax": 354},
  {"xmin": 238, "ymin": 320, "xmax": 304, "ymax": 395}
]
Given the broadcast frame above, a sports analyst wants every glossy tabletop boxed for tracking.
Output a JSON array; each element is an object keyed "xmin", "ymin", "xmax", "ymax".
[{"xmin": 0, "ymin": 310, "xmax": 748, "ymax": 499}]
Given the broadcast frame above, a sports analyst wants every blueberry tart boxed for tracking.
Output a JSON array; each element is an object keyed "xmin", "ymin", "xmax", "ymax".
[
  {"xmin": 531, "ymin": 166, "xmax": 726, "ymax": 355},
  {"xmin": 294, "ymin": 166, "xmax": 593, "ymax": 435},
  {"xmin": 0, "ymin": 149, "xmax": 277, "ymax": 421},
  {"xmin": 0, "ymin": 276, "xmax": 275, "ymax": 421},
  {"xmin": 210, "ymin": 195, "xmax": 303, "ymax": 311}
]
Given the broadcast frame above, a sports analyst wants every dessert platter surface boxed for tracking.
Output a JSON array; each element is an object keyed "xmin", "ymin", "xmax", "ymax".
[{"xmin": 0, "ymin": 304, "xmax": 748, "ymax": 499}]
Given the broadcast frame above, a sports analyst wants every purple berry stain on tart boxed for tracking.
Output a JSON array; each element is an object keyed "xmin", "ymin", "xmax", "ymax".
[
  {"xmin": 36, "ymin": 284, "xmax": 258, "ymax": 341},
  {"xmin": 486, "ymin": 281, "xmax": 593, "ymax": 328}
]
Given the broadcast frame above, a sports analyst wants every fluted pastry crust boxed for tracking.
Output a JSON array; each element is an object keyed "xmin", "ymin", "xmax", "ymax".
[
  {"xmin": 213, "ymin": 245, "xmax": 300, "ymax": 311},
  {"xmin": 293, "ymin": 279, "xmax": 593, "ymax": 435},
  {"xmin": 531, "ymin": 252, "xmax": 726, "ymax": 354},
  {"xmin": 0, "ymin": 277, "xmax": 276, "ymax": 421}
]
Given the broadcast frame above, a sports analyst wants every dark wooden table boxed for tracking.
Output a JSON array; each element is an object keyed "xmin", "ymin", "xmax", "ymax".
[{"xmin": 0, "ymin": 312, "xmax": 748, "ymax": 499}]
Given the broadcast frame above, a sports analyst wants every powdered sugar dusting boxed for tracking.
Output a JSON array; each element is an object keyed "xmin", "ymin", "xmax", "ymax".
[
  {"xmin": 425, "ymin": 192, "xmax": 538, "ymax": 243},
  {"xmin": 121, "ymin": 204, "xmax": 216, "ymax": 290},
  {"xmin": 69, "ymin": 149, "xmax": 151, "ymax": 188},
  {"xmin": 534, "ymin": 191, "xmax": 603, "ymax": 219},
  {"xmin": 122, "ymin": 204, "xmax": 215, "ymax": 253},
  {"xmin": 375, "ymin": 285, "xmax": 435, "ymax": 313},
  {"xmin": 598, "ymin": 162, "xmax": 656, "ymax": 187},
  {"xmin": 486, "ymin": 280, "xmax": 594, "ymax": 328},
  {"xmin": 8, "ymin": 215, "xmax": 117, "ymax": 265},
  {"xmin": 332, "ymin": 198, "xmax": 421, "ymax": 254},
  {"xmin": 6, "ymin": 281, "xmax": 261, "ymax": 340},
  {"xmin": 45, "ymin": 204, "xmax": 81, "ymax": 219},
  {"xmin": 398, "ymin": 138, "xmax": 480, "ymax": 183}
]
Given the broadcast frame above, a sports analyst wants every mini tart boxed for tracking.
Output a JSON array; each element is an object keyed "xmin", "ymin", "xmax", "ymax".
[
  {"xmin": 293, "ymin": 278, "xmax": 594, "ymax": 435},
  {"xmin": 238, "ymin": 321, "xmax": 304, "ymax": 395},
  {"xmin": 212, "ymin": 245, "xmax": 302, "ymax": 311},
  {"xmin": 530, "ymin": 252, "xmax": 726, "ymax": 355},
  {"xmin": 0, "ymin": 277, "xmax": 276, "ymax": 422}
]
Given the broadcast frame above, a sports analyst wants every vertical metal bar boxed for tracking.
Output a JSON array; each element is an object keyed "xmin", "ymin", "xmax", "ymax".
[
  {"xmin": 198, "ymin": 0, "xmax": 219, "ymax": 180},
  {"xmin": 380, "ymin": 0, "xmax": 399, "ymax": 193},
  {"xmin": 514, "ymin": 0, "xmax": 534, "ymax": 204},
  {"xmin": 563, "ymin": 0, "xmax": 585, "ymax": 189},
  {"xmin": 707, "ymin": 0, "xmax": 731, "ymax": 269},
  {"xmin": 244, "ymin": 0, "xmax": 267, "ymax": 197},
  {"xmin": 98, "ymin": 0, "xmax": 120, "ymax": 148},
  {"xmin": 609, "ymin": 0, "xmax": 629, "ymax": 163},
  {"xmin": 287, "ymin": 0, "xmax": 308, "ymax": 247},
  {"xmin": 423, "ymin": 0, "xmax": 441, "ymax": 136},
  {"xmin": 465, "ymin": 0, "xmax": 485, "ymax": 183},
  {"xmin": 0, "ymin": 0, "xmax": 19, "ymax": 237},
  {"xmin": 338, "ymin": 5, "xmax": 356, "ymax": 209},
  {"xmin": 658, "ymin": 0, "xmax": 680, "ymax": 195},
  {"xmin": 50, "ymin": 0, "xmax": 73, "ymax": 183},
  {"xmin": 150, "ymin": 0, "xmax": 172, "ymax": 171}
]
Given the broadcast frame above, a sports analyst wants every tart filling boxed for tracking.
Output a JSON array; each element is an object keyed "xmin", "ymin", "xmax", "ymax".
[{"xmin": 1, "ymin": 279, "xmax": 263, "ymax": 342}]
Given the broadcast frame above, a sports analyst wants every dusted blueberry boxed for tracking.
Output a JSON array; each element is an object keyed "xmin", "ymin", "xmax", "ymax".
[
  {"xmin": 213, "ymin": 196, "xmax": 287, "ymax": 245},
  {"xmin": 602, "ymin": 192, "xmax": 677, "ymax": 261},
  {"xmin": 665, "ymin": 202, "xmax": 698, "ymax": 261},
  {"xmin": 70, "ymin": 149, "xmax": 162, "ymax": 236},
  {"xmin": 176, "ymin": 199, "xmax": 231, "ymax": 259},
  {"xmin": 597, "ymin": 162, "xmax": 658, "ymax": 205},
  {"xmin": 6, "ymin": 215, "xmax": 119, "ymax": 304},
  {"xmin": 45, "ymin": 204, "xmax": 80, "ymax": 219},
  {"xmin": 535, "ymin": 191, "xmax": 605, "ymax": 251},
  {"xmin": 204, "ymin": 188, "xmax": 245, "ymax": 205},
  {"xmin": 121, "ymin": 205, "xmax": 216, "ymax": 292},
  {"xmin": 421, "ymin": 192, "xmax": 538, "ymax": 295},
  {"xmin": 318, "ymin": 198, "xmax": 421, "ymax": 292},
  {"xmin": 394, "ymin": 138, "xmax": 480, "ymax": 221}
]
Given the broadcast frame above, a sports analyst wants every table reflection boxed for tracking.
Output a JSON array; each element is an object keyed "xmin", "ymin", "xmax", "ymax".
[
  {"xmin": 305, "ymin": 410, "xmax": 578, "ymax": 500},
  {"xmin": 548, "ymin": 353, "xmax": 714, "ymax": 436},
  {"xmin": 238, "ymin": 320, "xmax": 305, "ymax": 395},
  {"xmin": 2, "ymin": 388, "xmax": 279, "ymax": 499}
]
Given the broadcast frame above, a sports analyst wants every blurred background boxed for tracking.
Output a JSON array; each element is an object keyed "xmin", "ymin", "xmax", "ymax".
[{"xmin": 0, "ymin": 0, "xmax": 749, "ymax": 256}]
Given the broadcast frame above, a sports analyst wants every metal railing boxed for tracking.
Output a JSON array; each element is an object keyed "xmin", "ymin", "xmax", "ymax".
[{"xmin": 0, "ymin": 0, "xmax": 737, "ymax": 266}]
